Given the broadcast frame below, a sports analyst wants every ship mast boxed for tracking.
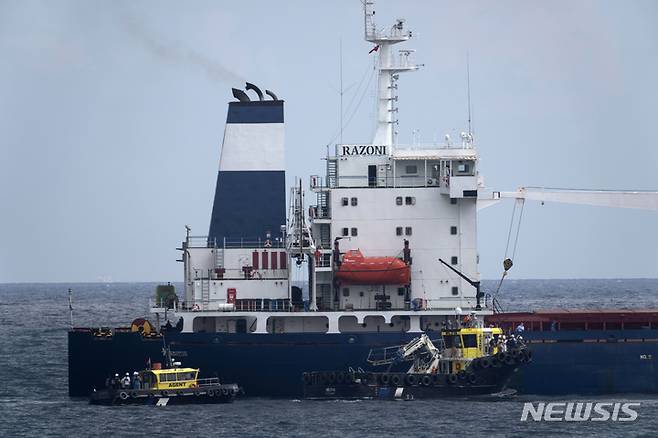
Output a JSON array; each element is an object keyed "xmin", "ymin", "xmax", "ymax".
[{"xmin": 364, "ymin": 1, "xmax": 420, "ymax": 146}]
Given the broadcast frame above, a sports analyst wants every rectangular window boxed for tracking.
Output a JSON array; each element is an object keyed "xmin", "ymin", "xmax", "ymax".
[
  {"xmin": 351, "ymin": 228, "xmax": 358, "ymax": 237},
  {"xmin": 262, "ymin": 251, "xmax": 269, "ymax": 269},
  {"xmin": 450, "ymin": 226, "xmax": 457, "ymax": 235},
  {"xmin": 397, "ymin": 287, "xmax": 405, "ymax": 296},
  {"xmin": 342, "ymin": 228, "xmax": 349, "ymax": 237},
  {"xmin": 396, "ymin": 227, "xmax": 403, "ymax": 236},
  {"xmin": 342, "ymin": 288, "xmax": 350, "ymax": 297},
  {"xmin": 451, "ymin": 286, "xmax": 459, "ymax": 296},
  {"xmin": 462, "ymin": 334, "xmax": 477, "ymax": 348},
  {"xmin": 396, "ymin": 196, "xmax": 403, "ymax": 206},
  {"xmin": 450, "ymin": 198, "xmax": 458, "ymax": 205},
  {"xmin": 405, "ymin": 196, "xmax": 415, "ymax": 205},
  {"xmin": 271, "ymin": 251, "xmax": 278, "ymax": 270},
  {"xmin": 341, "ymin": 197, "xmax": 348, "ymax": 206},
  {"xmin": 451, "ymin": 256, "xmax": 458, "ymax": 265},
  {"xmin": 405, "ymin": 227, "xmax": 412, "ymax": 236},
  {"xmin": 405, "ymin": 165, "xmax": 418, "ymax": 174},
  {"xmin": 350, "ymin": 197, "xmax": 358, "ymax": 206}
]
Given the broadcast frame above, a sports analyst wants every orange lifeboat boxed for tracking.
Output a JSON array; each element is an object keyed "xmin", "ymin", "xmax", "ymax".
[{"xmin": 335, "ymin": 249, "xmax": 410, "ymax": 285}]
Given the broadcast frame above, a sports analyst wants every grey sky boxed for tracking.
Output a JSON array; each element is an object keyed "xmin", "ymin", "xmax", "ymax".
[{"xmin": 1, "ymin": 0, "xmax": 657, "ymax": 282}]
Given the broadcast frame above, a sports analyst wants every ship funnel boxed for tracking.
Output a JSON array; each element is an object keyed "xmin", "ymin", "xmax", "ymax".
[{"xmin": 208, "ymin": 88, "xmax": 286, "ymax": 246}]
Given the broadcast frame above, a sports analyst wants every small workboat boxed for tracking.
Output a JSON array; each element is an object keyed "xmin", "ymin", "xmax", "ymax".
[
  {"xmin": 90, "ymin": 352, "xmax": 240, "ymax": 406},
  {"xmin": 303, "ymin": 325, "xmax": 531, "ymax": 400}
]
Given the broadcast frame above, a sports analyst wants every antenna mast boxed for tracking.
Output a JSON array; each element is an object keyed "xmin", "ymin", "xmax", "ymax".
[
  {"xmin": 364, "ymin": 1, "xmax": 420, "ymax": 146},
  {"xmin": 466, "ymin": 52, "xmax": 472, "ymax": 136}
]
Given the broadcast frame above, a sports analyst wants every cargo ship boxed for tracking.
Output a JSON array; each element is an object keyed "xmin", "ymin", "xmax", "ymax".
[{"xmin": 68, "ymin": 2, "xmax": 658, "ymax": 397}]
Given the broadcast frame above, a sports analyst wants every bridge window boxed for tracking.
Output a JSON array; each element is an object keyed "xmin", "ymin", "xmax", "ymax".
[
  {"xmin": 351, "ymin": 228, "xmax": 358, "ymax": 236},
  {"xmin": 450, "ymin": 198, "xmax": 458, "ymax": 205},
  {"xmin": 451, "ymin": 286, "xmax": 459, "ymax": 296},
  {"xmin": 450, "ymin": 226, "xmax": 457, "ymax": 235},
  {"xmin": 350, "ymin": 197, "xmax": 358, "ymax": 206},
  {"xmin": 396, "ymin": 196, "xmax": 403, "ymax": 205},
  {"xmin": 396, "ymin": 227, "xmax": 403, "ymax": 236},
  {"xmin": 405, "ymin": 165, "xmax": 418, "ymax": 174},
  {"xmin": 462, "ymin": 334, "xmax": 477, "ymax": 348},
  {"xmin": 451, "ymin": 256, "xmax": 458, "ymax": 265},
  {"xmin": 405, "ymin": 196, "xmax": 415, "ymax": 205},
  {"xmin": 341, "ymin": 197, "xmax": 349, "ymax": 206},
  {"xmin": 341, "ymin": 228, "xmax": 349, "ymax": 237},
  {"xmin": 405, "ymin": 227, "xmax": 412, "ymax": 236},
  {"xmin": 342, "ymin": 288, "xmax": 350, "ymax": 297},
  {"xmin": 177, "ymin": 372, "xmax": 195, "ymax": 381}
]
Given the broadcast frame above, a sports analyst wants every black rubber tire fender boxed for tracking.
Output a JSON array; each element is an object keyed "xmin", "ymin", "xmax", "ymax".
[
  {"xmin": 390, "ymin": 374, "xmax": 402, "ymax": 386},
  {"xmin": 380, "ymin": 373, "xmax": 391, "ymax": 385},
  {"xmin": 405, "ymin": 374, "xmax": 419, "ymax": 386},
  {"xmin": 421, "ymin": 375, "xmax": 432, "ymax": 386},
  {"xmin": 447, "ymin": 374, "xmax": 458, "ymax": 384}
]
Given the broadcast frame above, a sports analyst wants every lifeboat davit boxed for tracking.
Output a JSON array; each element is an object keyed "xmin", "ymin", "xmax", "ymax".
[{"xmin": 335, "ymin": 250, "xmax": 410, "ymax": 285}]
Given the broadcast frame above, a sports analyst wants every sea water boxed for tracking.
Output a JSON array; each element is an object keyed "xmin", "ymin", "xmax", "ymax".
[{"xmin": 1, "ymin": 279, "xmax": 658, "ymax": 437}]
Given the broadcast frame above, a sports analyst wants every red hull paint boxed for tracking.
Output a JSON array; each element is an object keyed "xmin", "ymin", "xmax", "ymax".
[{"xmin": 335, "ymin": 250, "xmax": 410, "ymax": 285}]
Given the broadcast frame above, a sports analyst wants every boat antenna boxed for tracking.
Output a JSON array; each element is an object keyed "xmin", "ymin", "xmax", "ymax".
[
  {"xmin": 340, "ymin": 37, "xmax": 344, "ymax": 145},
  {"xmin": 68, "ymin": 288, "xmax": 73, "ymax": 329},
  {"xmin": 466, "ymin": 51, "xmax": 472, "ymax": 136}
]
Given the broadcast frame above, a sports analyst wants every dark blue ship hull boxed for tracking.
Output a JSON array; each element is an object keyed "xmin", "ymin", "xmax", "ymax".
[{"xmin": 68, "ymin": 328, "xmax": 658, "ymax": 397}]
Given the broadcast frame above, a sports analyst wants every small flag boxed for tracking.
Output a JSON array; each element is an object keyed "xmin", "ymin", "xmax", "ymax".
[
  {"xmin": 146, "ymin": 357, "xmax": 152, "ymax": 369},
  {"xmin": 368, "ymin": 44, "xmax": 380, "ymax": 54}
]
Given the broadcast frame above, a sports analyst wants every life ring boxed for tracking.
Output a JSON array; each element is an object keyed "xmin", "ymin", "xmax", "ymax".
[
  {"xmin": 405, "ymin": 374, "xmax": 419, "ymax": 386},
  {"xmin": 119, "ymin": 391, "xmax": 129, "ymax": 400}
]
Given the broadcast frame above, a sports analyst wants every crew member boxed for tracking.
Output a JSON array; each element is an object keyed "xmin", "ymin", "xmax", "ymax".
[
  {"xmin": 121, "ymin": 372, "xmax": 131, "ymax": 389},
  {"xmin": 132, "ymin": 372, "xmax": 142, "ymax": 390}
]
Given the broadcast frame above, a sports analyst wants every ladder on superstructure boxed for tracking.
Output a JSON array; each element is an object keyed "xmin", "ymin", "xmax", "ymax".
[{"xmin": 326, "ymin": 159, "xmax": 337, "ymax": 188}]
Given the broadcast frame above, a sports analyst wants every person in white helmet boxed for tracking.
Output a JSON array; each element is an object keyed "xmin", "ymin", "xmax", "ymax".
[
  {"xmin": 132, "ymin": 372, "xmax": 142, "ymax": 390},
  {"xmin": 120, "ymin": 372, "xmax": 131, "ymax": 389}
]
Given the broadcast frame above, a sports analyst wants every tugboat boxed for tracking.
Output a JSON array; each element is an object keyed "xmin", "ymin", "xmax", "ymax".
[
  {"xmin": 90, "ymin": 349, "xmax": 240, "ymax": 406},
  {"xmin": 302, "ymin": 324, "xmax": 531, "ymax": 400}
]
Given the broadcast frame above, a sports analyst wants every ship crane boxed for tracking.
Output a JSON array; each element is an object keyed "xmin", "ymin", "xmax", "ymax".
[
  {"xmin": 367, "ymin": 334, "xmax": 444, "ymax": 374},
  {"xmin": 287, "ymin": 178, "xmax": 319, "ymax": 310}
]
